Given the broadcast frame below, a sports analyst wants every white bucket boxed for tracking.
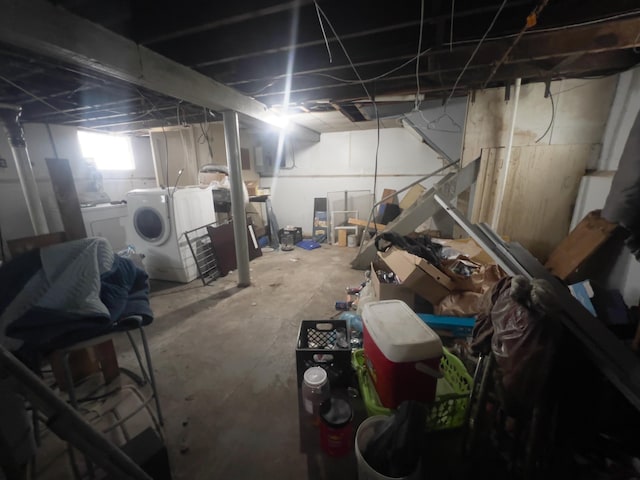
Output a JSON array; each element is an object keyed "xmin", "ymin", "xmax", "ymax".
[
  {"xmin": 347, "ymin": 234, "xmax": 357, "ymax": 247},
  {"xmin": 355, "ymin": 416, "xmax": 421, "ymax": 480}
]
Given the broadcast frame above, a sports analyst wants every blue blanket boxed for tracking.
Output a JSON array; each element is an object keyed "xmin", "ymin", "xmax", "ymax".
[{"xmin": 0, "ymin": 238, "xmax": 153, "ymax": 354}]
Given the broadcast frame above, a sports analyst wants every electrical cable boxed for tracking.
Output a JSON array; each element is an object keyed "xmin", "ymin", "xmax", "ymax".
[
  {"xmin": 312, "ymin": 48, "xmax": 433, "ymax": 85},
  {"xmin": 245, "ymin": 46, "xmax": 432, "ymax": 95},
  {"xmin": 0, "ymin": 73, "xmax": 84, "ymax": 121},
  {"xmin": 246, "ymin": 80, "xmax": 277, "ymax": 96},
  {"xmin": 313, "ymin": 1, "xmax": 381, "ymax": 203},
  {"xmin": 445, "ymin": 0, "xmax": 508, "ymax": 106},
  {"xmin": 197, "ymin": 108, "xmax": 214, "ymax": 161},
  {"xmin": 315, "ymin": 2, "xmax": 333, "ymax": 63},
  {"xmin": 450, "ymin": 0, "xmax": 455, "ymax": 52},
  {"xmin": 415, "ymin": 0, "xmax": 425, "ymax": 111},
  {"xmin": 313, "ymin": 2, "xmax": 372, "ymax": 102},
  {"xmin": 535, "ymin": 91, "xmax": 555, "ymax": 144},
  {"xmin": 252, "ymin": 8, "xmax": 640, "ymax": 98}
]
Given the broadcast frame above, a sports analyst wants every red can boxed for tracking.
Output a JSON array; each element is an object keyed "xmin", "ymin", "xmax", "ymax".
[{"xmin": 319, "ymin": 397, "xmax": 353, "ymax": 457}]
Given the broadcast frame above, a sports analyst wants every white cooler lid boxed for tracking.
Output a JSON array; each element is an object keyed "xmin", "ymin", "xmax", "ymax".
[{"xmin": 363, "ymin": 300, "xmax": 442, "ymax": 363}]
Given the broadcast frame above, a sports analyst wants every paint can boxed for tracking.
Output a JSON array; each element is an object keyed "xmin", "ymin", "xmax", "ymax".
[{"xmin": 347, "ymin": 234, "xmax": 357, "ymax": 247}]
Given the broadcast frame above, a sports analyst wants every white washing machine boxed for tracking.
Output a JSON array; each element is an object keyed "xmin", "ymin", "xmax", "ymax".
[
  {"xmin": 125, "ymin": 186, "xmax": 216, "ymax": 283},
  {"xmin": 81, "ymin": 203, "xmax": 129, "ymax": 252}
]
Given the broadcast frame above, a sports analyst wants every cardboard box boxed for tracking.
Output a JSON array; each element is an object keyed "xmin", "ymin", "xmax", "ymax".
[
  {"xmin": 338, "ymin": 229, "xmax": 348, "ymax": 247},
  {"xmin": 370, "ymin": 259, "xmax": 416, "ymax": 309},
  {"xmin": 377, "ymin": 247, "xmax": 454, "ymax": 304},
  {"xmin": 434, "ymin": 238, "xmax": 496, "ymax": 265}
]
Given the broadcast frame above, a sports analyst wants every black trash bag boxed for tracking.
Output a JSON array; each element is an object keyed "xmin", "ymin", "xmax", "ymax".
[
  {"xmin": 375, "ymin": 232, "xmax": 442, "ymax": 267},
  {"xmin": 363, "ymin": 401, "xmax": 426, "ymax": 477},
  {"xmin": 471, "ymin": 275, "xmax": 562, "ymax": 416}
]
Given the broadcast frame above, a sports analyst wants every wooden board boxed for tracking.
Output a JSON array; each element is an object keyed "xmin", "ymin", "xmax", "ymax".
[
  {"xmin": 45, "ymin": 157, "xmax": 87, "ymax": 241},
  {"xmin": 338, "ymin": 229, "xmax": 348, "ymax": 247},
  {"xmin": 348, "ymin": 218, "xmax": 384, "ymax": 230},
  {"xmin": 545, "ymin": 210, "xmax": 618, "ymax": 280},
  {"xmin": 399, "ymin": 184, "xmax": 426, "ymax": 210},
  {"xmin": 471, "ymin": 144, "xmax": 594, "ymax": 261},
  {"xmin": 7, "ymin": 232, "xmax": 67, "ymax": 257}
]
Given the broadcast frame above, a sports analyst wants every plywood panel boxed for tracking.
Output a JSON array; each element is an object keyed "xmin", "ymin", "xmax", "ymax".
[
  {"xmin": 472, "ymin": 144, "xmax": 592, "ymax": 261},
  {"xmin": 470, "ymin": 147, "xmax": 502, "ymax": 224},
  {"xmin": 461, "ymin": 78, "xmax": 616, "ymax": 167}
]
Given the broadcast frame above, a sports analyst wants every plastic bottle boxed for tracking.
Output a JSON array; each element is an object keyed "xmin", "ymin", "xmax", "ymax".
[{"xmin": 302, "ymin": 367, "xmax": 330, "ymax": 425}]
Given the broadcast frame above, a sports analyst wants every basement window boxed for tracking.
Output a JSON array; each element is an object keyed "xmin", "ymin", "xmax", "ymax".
[{"xmin": 78, "ymin": 130, "xmax": 135, "ymax": 170}]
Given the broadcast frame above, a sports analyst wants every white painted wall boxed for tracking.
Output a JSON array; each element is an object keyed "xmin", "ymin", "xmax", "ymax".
[
  {"xmin": 0, "ymin": 123, "xmax": 155, "ymax": 247},
  {"xmin": 572, "ymin": 67, "xmax": 640, "ymax": 306},
  {"xmin": 260, "ymin": 128, "xmax": 446, "ymax": 234}
]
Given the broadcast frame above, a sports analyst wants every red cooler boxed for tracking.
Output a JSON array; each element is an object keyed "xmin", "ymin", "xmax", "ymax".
[{"xmin": 362, "ymin": 300, "xmax": 443, "ymax": 409}]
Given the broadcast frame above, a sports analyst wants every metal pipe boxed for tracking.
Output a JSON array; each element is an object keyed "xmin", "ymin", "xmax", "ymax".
[
  {"xmin": 223, "ymin": 111, "xmax": 251, "ymax": 288},
  {"xmin": 491, "ymin": 77, "xmax": 521, "ymax": 230},
  {"xmin": 0, "ymin": 104, "xmax": 49, "ymax": 235},
  {"xmin": 0, "ymin": 344, "xmax": 152, "ymax": 480}
]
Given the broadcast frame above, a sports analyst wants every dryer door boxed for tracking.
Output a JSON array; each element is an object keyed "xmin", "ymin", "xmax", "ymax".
[{"xmin": 133, "ymin": 206, "xmax": 171, "ymax": 245}]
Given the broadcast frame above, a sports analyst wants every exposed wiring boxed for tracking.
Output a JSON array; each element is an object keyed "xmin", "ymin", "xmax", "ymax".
[
  {"xmin": 0, "ymin": 73, "xmax": 94, "ymax": 123},
  {"xmin": 313, "ymin": 1, "xmax": 380, "ymax": 203},
  {"xmin": 313, "ymin": 0, "xmax": 380, "ymax": 203},
  {"xmin": 248, "ymin": 8, "xmax": 640, "ymax": 99},
  {"xmin": 442, "ymin": 9, "xmax": 640, "ymax": 49},
  {"xmin": 481, "ymin": 0, "xmax": 550, "ymax": 89},
  {"xmin": 535, "ymin": 91, "xmax": 555, "ymax": 144},
  {"xmin": 415, "ymin": 0, "xmax": 425, "ymax": 111},
  {"xmin": 313, "ymin": 2, "xmax": 372, "ymax": 102},
  {"xmin": 315, "ymin": 2, "xmax": 333, "ymax": 63},
  {"xmin": 246, "ymin": 80, "xmax": 277, "ymax": 96},
  {"xmin": 311, "ymin": 48, "xmax": 432, "ymax": 85},
  {"xmin": 417, "ymin": 109, "xmax": 462, "ymax": 133},
  {"xmin": 450, "ymin": 0, "xmax": 455, "ymax": 52},
  {"xmin": 246, "ymin": 47, "xmax": 432, "ymax": 96},
  {"xmin": 445, "ymin": 0, "xmax": 508, "ymax": 106},
  {"xmin": 197, "ymin": 108, "xmax": 214, "ymax": 161}
]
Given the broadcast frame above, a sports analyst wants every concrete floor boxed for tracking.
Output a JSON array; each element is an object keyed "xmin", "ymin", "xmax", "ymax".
[{"xmin": 126, "ymin": 245, "xmax": 365, "ymax": 479}]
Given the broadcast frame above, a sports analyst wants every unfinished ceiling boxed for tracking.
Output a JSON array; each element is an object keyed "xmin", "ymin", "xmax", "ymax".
[{"xmin": 0, "ymin": 0, "xmax": 639, "ymax": 132}]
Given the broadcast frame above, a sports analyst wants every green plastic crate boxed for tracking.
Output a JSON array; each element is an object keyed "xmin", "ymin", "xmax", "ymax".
[{"xmin": 352, "ymin": 347, "xmax": 473, "ymax": 431}]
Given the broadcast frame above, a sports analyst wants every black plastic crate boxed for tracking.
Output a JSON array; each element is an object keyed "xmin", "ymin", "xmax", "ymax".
[
  {"xmin": 296, "ymin": 320, "xmax": 351, "ymax": 388},
  {"xmin": 279, "ymin": 226, "xmax": 303, "ymax": 245}
]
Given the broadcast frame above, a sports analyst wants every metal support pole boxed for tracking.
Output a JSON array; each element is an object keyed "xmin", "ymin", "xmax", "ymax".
[
  {"xmin": 0, "ymin": 104, "xmax": 49, "ymax": 235},
  {"xmin": 491, "ymin": 77, "xmax": 521, "ymax": 230},
  {"xmin": 223, "ymin": 111, "xmax": 251, "ymax": 288}
]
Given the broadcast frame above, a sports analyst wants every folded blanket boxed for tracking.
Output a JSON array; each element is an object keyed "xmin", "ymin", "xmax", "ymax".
[{"xmin": 0, "ymin": 237, "xmax": 153, "ymax": 353}]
